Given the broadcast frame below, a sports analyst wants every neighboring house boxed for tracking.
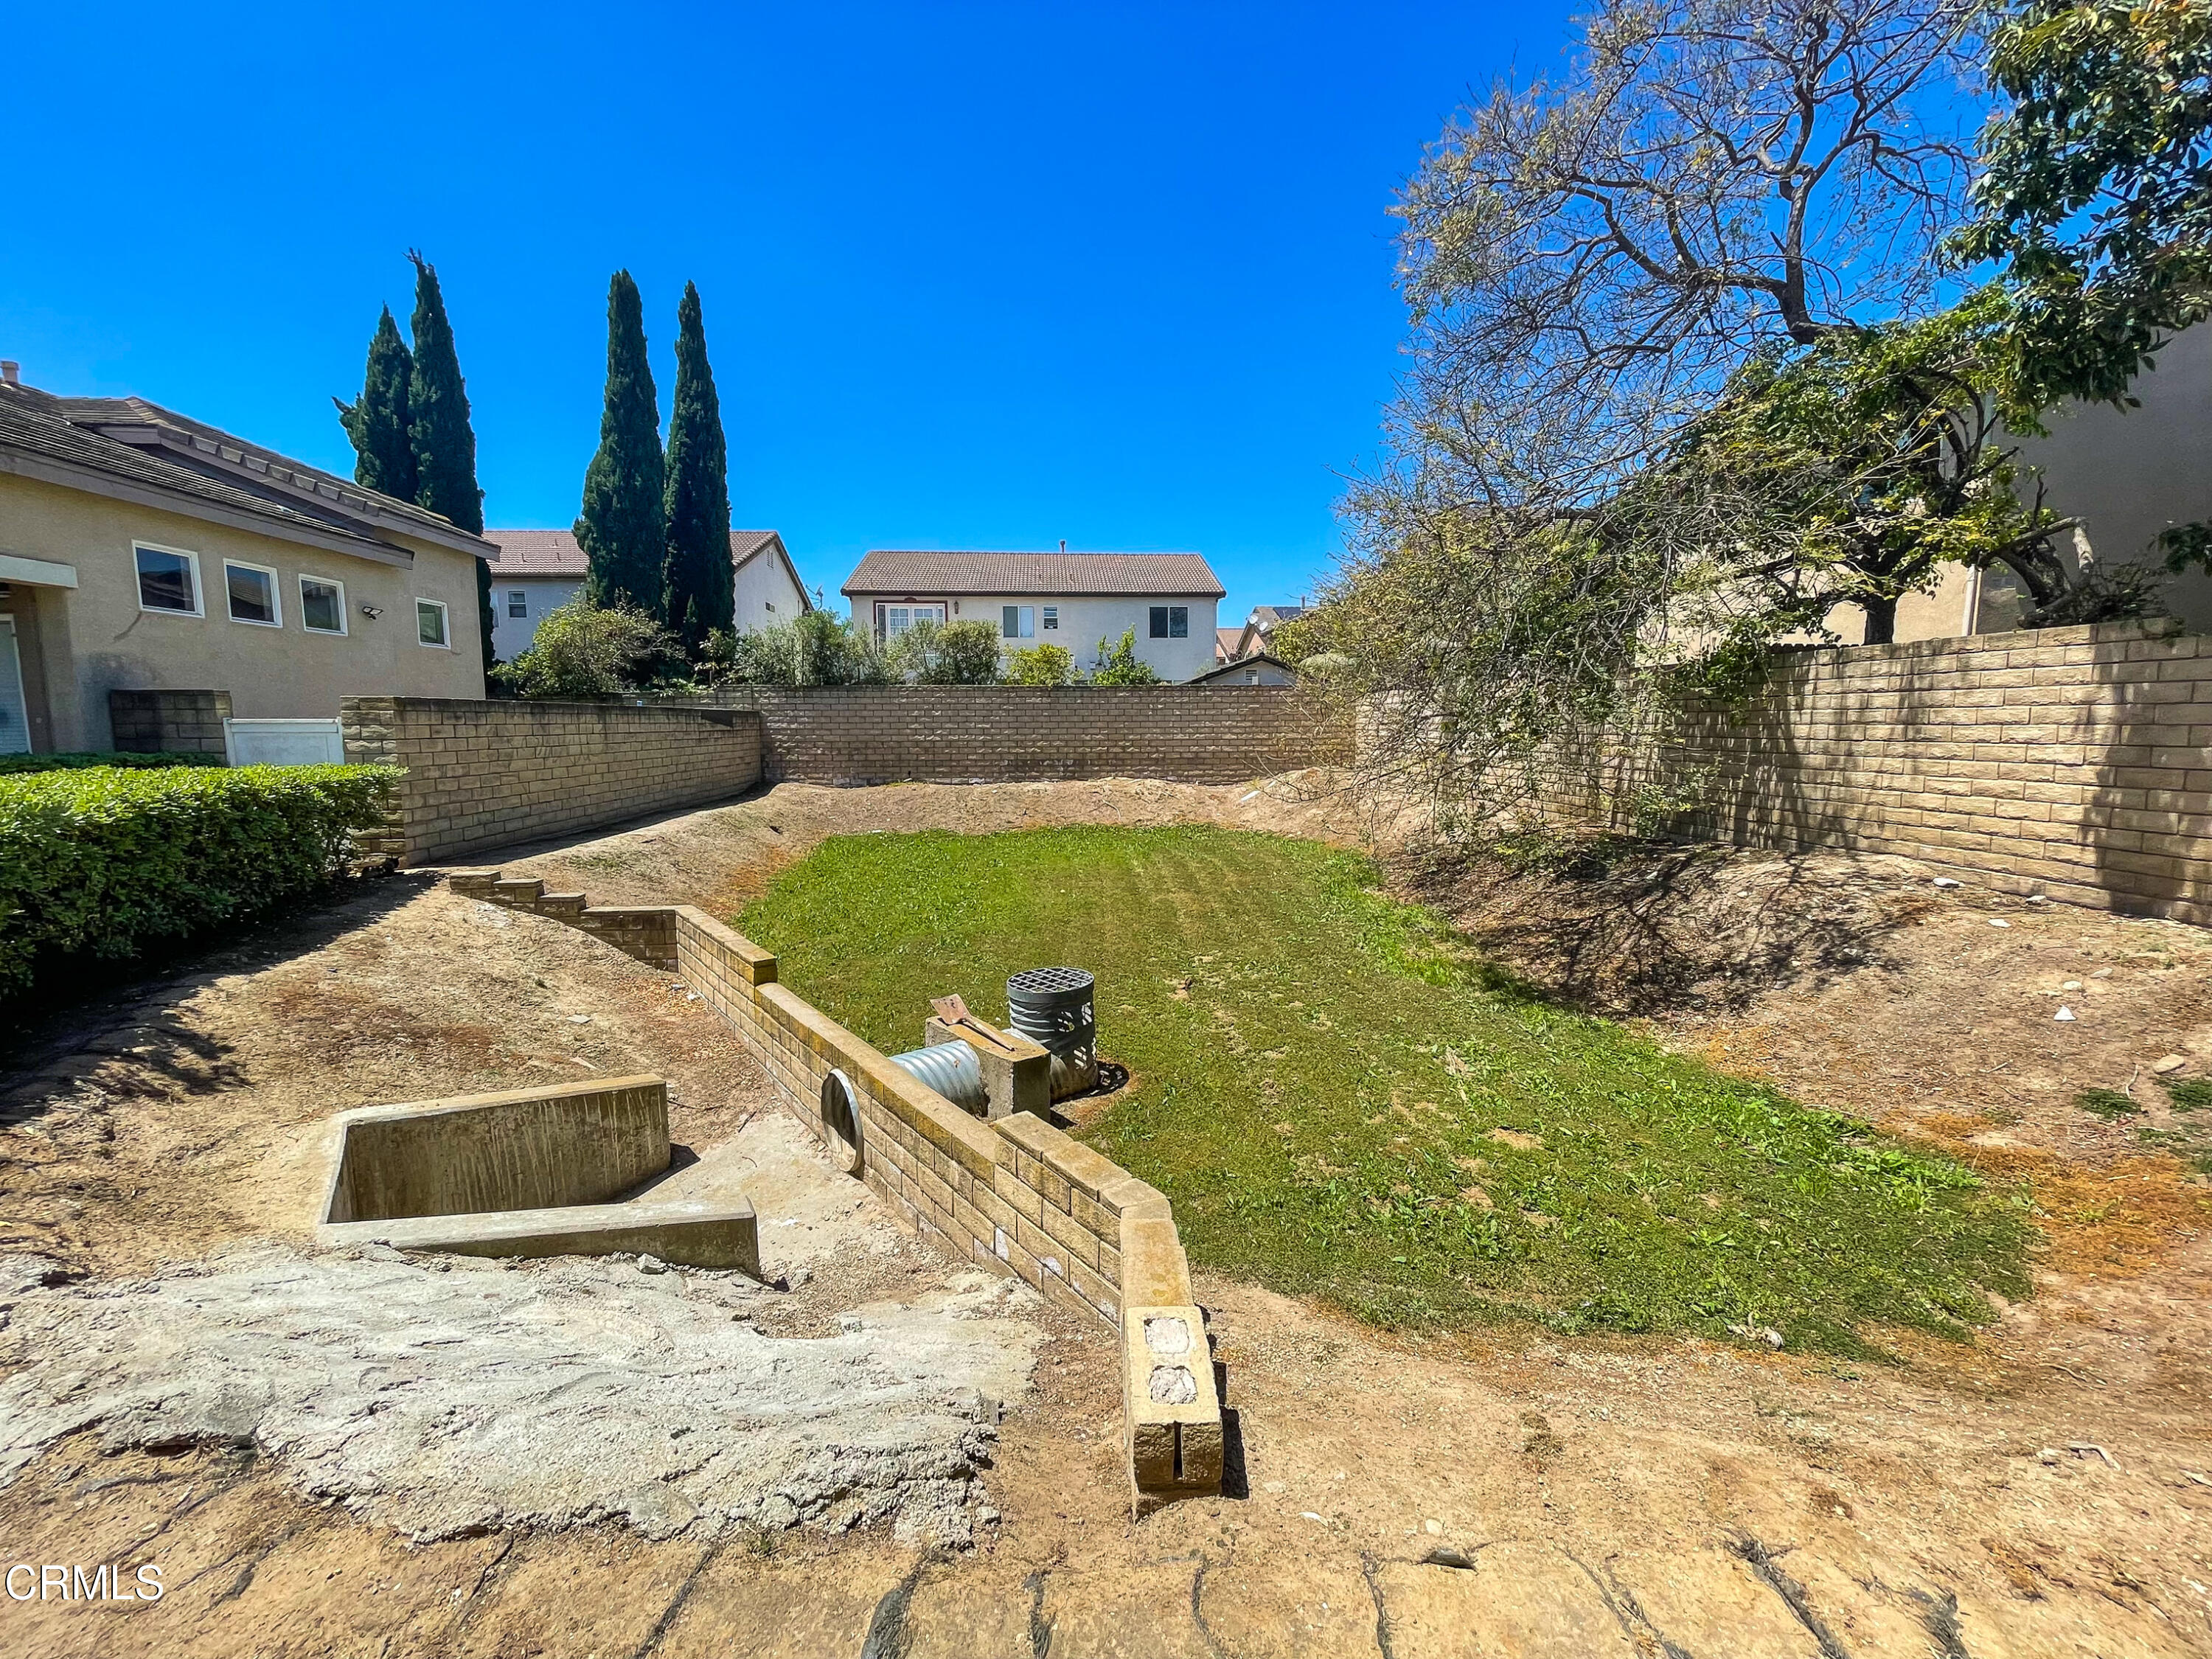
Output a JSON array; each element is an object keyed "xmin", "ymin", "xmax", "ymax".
[
  {"xmin": 1189, "ymin": 652, "xmax": 1298, "ymax": 686},
  {"xmin": 483, "ymin": 529, "xmax": 810, "ymax": 659},
  {"xmin": 1232, "ymin": 604, "xmax": 1306, "ymax": 662},
  {"xmin": 1879, "ymin": 322, "xmax": 2212, "ymax": 644},
  {"xmin": 1214, "ymin": 626, "xmax": 1241, "ymax": 665},
  {"xmin": 0, "ymin": 369, "xmax": 490, "ymax": 755},
  {"xmin": 844, "ymin": 549, "xmax": 1225, "ymax": 682}
]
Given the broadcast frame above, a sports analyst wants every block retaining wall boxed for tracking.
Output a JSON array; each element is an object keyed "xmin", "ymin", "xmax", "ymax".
[
  {"xmin": 341, "ymin": 697, "xmax": 764, "ymax": 866},
  {"xmin": 446, "ymin": 869, "xmax": 1224, "ymax": 1514},
  {"xmin": 696, "ymin": 684, "xmax": 1348, "ymax": 785},
  {"xmin": 1526, "ymin": 621, "xmax": 2212, "ymax": 926}
]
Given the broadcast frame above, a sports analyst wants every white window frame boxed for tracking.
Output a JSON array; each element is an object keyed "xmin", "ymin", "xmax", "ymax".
[
  {"xmin": 131, "ymin": 541, "xmax": 204, "ymax": 618},
  {"xmin": 880, "ymin": 602, "xmax": 946, "ymax": 639},
  {"xmin": 1042, "ymin": 605, "xmax": 1058, "ymax": 630},
  {"xmin": 415, "ymin": 597, "xmax": 452, "ymax": 649},
  {"xmin": 298, "ymin": 573, "xmax": 348, "ymax": 636},
  {"xmin": 1001, "ymin": 605, "xmax": 1035, "ymax": 639},
  {"xmin": 507, "ymin": 589, "xmax": 529, "ymax": 619},
  {"xmin": 222, "ymin": 558, "xmax": 284, "ymax": 628}
]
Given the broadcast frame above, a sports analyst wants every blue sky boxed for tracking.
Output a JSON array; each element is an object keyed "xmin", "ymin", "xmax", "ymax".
[{"xmin": 6, "ymin": 2, "xmax": 1579, "ymax": 627}]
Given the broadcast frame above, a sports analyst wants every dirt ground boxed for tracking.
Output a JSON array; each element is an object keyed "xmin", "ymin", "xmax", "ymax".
[{"xmin": 3, "ymin": 777, "xmax": 2210, "ymax": 1658}]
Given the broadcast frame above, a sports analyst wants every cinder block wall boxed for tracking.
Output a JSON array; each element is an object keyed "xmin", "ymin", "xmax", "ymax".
[
  {"xmin": 108, "ymin": 688, "xmax": 232, "ymax": 754},
  {"xmin": 1554, "ymin": 622, "xmax": 2212, "ymax": 924},
  {"xmin": 342, "ymin": 698, "xmax": 764, "ymax": 865},
  {"xmin": 698, "ymin": 684, "xmax": 1348, "ymax": 784}
]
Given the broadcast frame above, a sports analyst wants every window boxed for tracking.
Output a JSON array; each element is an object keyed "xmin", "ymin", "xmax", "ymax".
[
  {"xmin": 224, "ymin": 560, "xmax": 281, "ymax": 627},
  {"xmin": 1001, "ymin": 605, "xmax": 1034, "ymax": 639},
  {"xmin": 416, "ymin": 597, "xmax": 451, "ymax": 647},
  {"xmin": 507, "ymin": 590, "xmax": 529, "ymax": 619},
  {"xmin": 299, "ymin": 575, "xmax": 347, "ymax": 635},
  {"xmin": 133, "ymin": 543, "xmax": 201, "ymax": 615},
  {"xmin": 882, "ymin": 603, "xmax": 945, "ymax": 638},
  {"xmin": 1043, "ymin": 606, "xmax": 1058, "ymax": 630},
  {"xmin": 765, "ymin": 600, "xmax": 776, "ymax": 613},
  {"xmin": 1150, "ymin": 605, "xmax": 1189, "ymax": 639}
]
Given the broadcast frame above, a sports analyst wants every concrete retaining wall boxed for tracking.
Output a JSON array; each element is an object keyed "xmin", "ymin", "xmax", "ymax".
[
  {"xmin": 340, "ymin": 697, "xmax": 765, "ymax": 865},
  {"xmin": 698, "ymin": 684, "xmax": 1346, "ymax": 785},
  {"xmin": 322, "ymin": 1076, "xmax": 669, "ymax": 1223},
  {"xmin": 448, "ymin": 869, "xmax": 1224, "ymax": 1515}
]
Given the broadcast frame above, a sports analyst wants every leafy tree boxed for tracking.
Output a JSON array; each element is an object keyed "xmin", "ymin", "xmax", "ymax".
[
  {"xmin": 577, "ymin": 271, "xmax": 667, "ymax": 613},
  {"xmin": 889, "ymin": 619, "xmax": 1004, "ymax": 684},
  {"xmin": 1955, "ymin": 0, "xmax": 2212, "ymax": 414},
  {"xmin": 403, "ymin": 251, "xmax": 494, "ymax": 682},
  {"xmin": 491, "ymin": 595, "xmax": 678, "ymax": 698},
  {"xmin": 333, "ymin": 306, "xmax": 417, "ymax": 502},
  {"xmin": 1088, "ymin": 630, "xmax": 1160, "ymax": 685},
  {"xmin": 1006, "ymin": 642, "xmax": 1079, "ymax": 685},
  {"xmin": 661, "ymin": 281, "xmax": 734, "ymax": 655}
]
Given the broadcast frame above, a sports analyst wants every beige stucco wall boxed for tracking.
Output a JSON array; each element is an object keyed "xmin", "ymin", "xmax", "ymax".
[{"xmin": 0, "ymin": 473, "xmax": 484, "ymax": 750}]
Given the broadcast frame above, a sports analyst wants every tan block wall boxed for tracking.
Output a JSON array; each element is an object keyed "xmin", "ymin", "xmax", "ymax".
[
  {"xmin": 699, "ymin": 684, "xmax": 1347, "ymax": 784},
  {"xmin": 1548, "ymin": 621, "xmax": 2212, "ymax": 925},
  {"xmin": 343, "ymin": 697, "xmax": 764, "ymax": 864}
]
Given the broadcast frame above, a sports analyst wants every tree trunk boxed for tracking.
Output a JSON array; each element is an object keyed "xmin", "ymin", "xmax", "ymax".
[{"xmin": 1862, "ymin": 594, "xmax": 1899, "ymax": 646}]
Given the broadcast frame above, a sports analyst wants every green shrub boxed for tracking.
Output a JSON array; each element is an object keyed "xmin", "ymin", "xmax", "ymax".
[
  {"xmin": 492, "ymin": 596, "xmax": 681, "ymax": 698},
  {"xmin": 0, "ymin": 751, "xmax": 224, "ymax": 776},
  {"xmin": 1090, "ymin": 628, "xmax": 1161, "ymax": 685},
  {"xmin": 1006, "ymin": 643, "xmax": 1079, "ymax": 685},
  {"xmin": 0, "ymin": 763, "xmax": 400, "ymax": 996}
]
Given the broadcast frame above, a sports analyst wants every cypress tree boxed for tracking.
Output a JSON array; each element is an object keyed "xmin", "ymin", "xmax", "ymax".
[
  {"xmin": 576, "ymin": 271, "xmax": 667, "ymax": 612},
  {"xmin": 661, "ymin": 281, "xmax": 733, "ymax": 653},
  {"xmin": 333, "ymin": 307, "xmax": 417, "ymax": 501},
  {"xmin": 404, "ymin": 251, "xmax": 495, "ymax": 680}
]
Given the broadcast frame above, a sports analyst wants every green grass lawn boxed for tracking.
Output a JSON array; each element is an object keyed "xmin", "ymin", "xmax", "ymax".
[{"xmin": 738, "ymin": 826, "xmax": 2032, "ymax": 1353}]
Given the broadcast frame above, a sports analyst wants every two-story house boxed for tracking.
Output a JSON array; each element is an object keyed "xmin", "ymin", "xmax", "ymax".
[
  {"xmin": 0, "ymin": 369, "xmax": 490, "ymax": 755},
  {"xmin": 842, "ymin": 549, "xmax": 1224, "ymax": 682},
  {"xmin": 483, "ymin": 529, "xmax": 811, "ymax": 659}
]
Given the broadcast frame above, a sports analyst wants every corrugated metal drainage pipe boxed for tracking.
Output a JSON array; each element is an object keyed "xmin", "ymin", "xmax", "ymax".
[
  {"xmin": 1007, "ymin": 966, "xmax": 1096, "ymax": 1100},
  {"xmin": 888, "ymin": 1041, "xmax": 987, "ymax": 1116}
]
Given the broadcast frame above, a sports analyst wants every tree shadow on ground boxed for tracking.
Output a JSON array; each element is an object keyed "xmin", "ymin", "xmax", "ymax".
[
  {"xmin": 1, "ymin": 872, "xmax": 438, "ymax": 1119},
  {"xmin": 1395, "ymin": 835, "xmax": 1936, "ymax": 1019}
]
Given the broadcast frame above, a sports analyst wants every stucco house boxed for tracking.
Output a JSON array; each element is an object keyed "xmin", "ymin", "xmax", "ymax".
[
  {"xmin": 484, "ymin": 529, "xmax": 810, "ymax": 659},
  {"xmin": 0, "ymin": 369, "xmax": 490, "ymax": 755},
  {"xmin": 1228, "ymin": 603, "xmax": 1307, "ymax": 663},
  {"xmin": 1877, "ymin": 322, "xmax": 2212, "ymax": 644},
  {"xmin": 1189, "ymin": 651, "xmax": 1298, "ymax": 686},
  {"xmin": 843, "ymin": 549, "xmax": 1224, "ymax": 682}
]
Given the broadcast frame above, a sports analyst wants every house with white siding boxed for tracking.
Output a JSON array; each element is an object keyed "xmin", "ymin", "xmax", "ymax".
[
  {"xmin": 842, "ymin": 549, "xmax": 1224, "ymax": 682},
  {"xmin": 482, "ymin": 529, "xmax": 810, "ymax": 659}
]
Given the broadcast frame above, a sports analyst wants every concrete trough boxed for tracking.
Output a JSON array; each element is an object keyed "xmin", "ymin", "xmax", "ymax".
[{"xmin": 316, "ymin": 1075, "xmax": 761, "ymax": 1276}]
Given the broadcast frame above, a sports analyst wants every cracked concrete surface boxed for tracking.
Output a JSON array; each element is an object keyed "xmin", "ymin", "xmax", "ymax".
[{"xmin": 0, "ymin": 1243, "xmax": 1040, "ymax": 1548}]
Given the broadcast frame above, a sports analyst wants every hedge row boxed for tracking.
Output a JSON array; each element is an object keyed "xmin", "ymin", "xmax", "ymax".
[
  {"xmin": 0, "ymin": 764, "xmax": 401, "ymax": 997},
  {"xmin": 0, "ymin": 751, "xmax": 226, "ymax": 776}
]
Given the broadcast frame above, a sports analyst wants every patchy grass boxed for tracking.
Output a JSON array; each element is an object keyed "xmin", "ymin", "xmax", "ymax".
[
  {"xmin": 739, "ymin": 827, "xmax": 2032, "ymax": 1352},
  {"xmin": 2076, "ymin": 1087, "xmax": 2145, "ymax": 1120}
]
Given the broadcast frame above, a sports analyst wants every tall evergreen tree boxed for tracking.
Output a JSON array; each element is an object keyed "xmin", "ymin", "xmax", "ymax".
[
  {"xmin": 576, "ymin": 271, "xmax": 667, "ymax": 611},
  {"xmin": 333, "ymin": 306, "xmax": 417, "ymax": 502},
  {"xmin": 661, "ymin": 281, "xmax": 733, "ymax": 654},
  {"xmin": 405, "ymin": 251, "xmax": 495, "ymax": 680}
]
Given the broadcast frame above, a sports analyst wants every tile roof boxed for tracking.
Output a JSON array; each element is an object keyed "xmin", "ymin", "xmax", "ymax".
[
  {"xmin": 16, "ymin": 388, "xmax": 491, "ymax": 553},
  {"xmin": 1216, "ymin": 626, "xmax": 1242, "ymax": 661},
  {"xmin": 0, "ymin": 383, "xmax": 407, "ymax": 555},
  {"xmin": 843, "ymin": 549, "xmax": 1224, "ymax": 598}
]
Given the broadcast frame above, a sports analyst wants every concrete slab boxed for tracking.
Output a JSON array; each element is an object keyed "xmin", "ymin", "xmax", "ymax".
[{"xmin": 320, "ymin": 1194, "xmax": 761, "ymax": 1274}]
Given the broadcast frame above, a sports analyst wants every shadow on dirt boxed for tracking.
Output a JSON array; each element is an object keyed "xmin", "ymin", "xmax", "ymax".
[
  {"xmin": 1, "ymin": 872, "xmax": 437, "ymax": 1107},
  {"xmin": 1396, "ymin": 835, "xmax": 1935, "ymax": 1019}
]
